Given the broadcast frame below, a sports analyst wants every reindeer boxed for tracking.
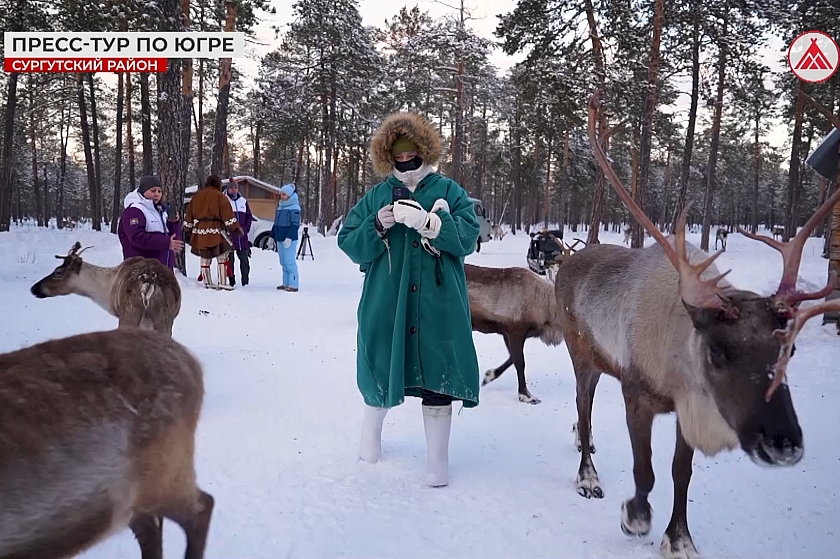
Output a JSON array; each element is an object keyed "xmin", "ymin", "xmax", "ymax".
[
  {"xmin": 772, "ymin": 225, "xmax": 785, "ymax": 240},
  {"xmin": 31, "ymin": 242, "xmax": 181, "ymax": 336},
  {"xmin": 0, "ymin": 328, "xmax": 213, "ymax": 558},
  {"xmin": 466, "ymin": 263, "xmax": 565, "ymax": 405},
  {"xmin": 491, "ymin": 223, "xmax": 506, "ymax": 241},
  {"xmin": 553, "ymin": 91, "xmax": 840, "ymax": 559},
  {"xmin": 714, "ymin": 227, "xmax": 728, "ymax": 250},
  {"xmin": 623, "ymin": 227, "xmax": 631, "ymax": 245}
]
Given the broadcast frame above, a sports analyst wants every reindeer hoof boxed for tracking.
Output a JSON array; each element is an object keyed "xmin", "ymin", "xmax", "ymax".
[
  {"xmin": 660, "ymin": 532, "xmax": 699, "ymax": 559},
  {"xmin": 518, "ymin": 392, "xmax": 541, "ymax": 404},
  {"xmin": 481, "ymin": 369, "xmax": 497, "ymax": 386},
  {"xmin": 575, "ymin": 472, "xmax": 604, "ymax": 499},
  {"xmin": 620, "ymin": 498, "xmax": 652, "ymax": 537}
]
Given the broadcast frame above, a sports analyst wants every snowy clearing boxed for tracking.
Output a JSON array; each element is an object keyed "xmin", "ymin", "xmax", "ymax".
[{"xmin": 1, "ymin": 223, "xmax": 838, "ymax": 559}]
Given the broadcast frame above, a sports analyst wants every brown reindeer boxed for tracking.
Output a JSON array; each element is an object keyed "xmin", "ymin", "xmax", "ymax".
[
  {"xmin": 31, "ymin": 242, "xmax": 181, "ymax": 336},
  {"xmin": 553, "ymin": 90, "xmax": 840, "ymax": 559},
  {"xmin": 466, "ymin": 263, "xmax": 565, "ymax": 405},
  {"xmin": 0, "ymin": 328, "xmax": 213, "ymax": 558}
]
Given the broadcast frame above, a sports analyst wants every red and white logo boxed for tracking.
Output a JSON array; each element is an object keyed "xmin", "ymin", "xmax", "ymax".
[{"xmin": 788, "ymin": 31, "xmax": 839, "ymax": 83}]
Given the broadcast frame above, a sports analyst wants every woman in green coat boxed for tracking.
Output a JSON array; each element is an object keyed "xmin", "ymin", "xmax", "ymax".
[{"xmin": 337, "ymin": 111, "xmax": 481, "ymax": 487}]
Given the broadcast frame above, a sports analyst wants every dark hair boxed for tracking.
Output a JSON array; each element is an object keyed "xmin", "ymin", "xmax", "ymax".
[{"xmin": 205, "ymin": 174, "xmax": 222, "ymax": 189}]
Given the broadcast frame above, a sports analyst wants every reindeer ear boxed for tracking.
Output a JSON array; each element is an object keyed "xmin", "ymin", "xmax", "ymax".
[
  {"xmin": 683, "ymin": 301, "xmax": 721, "ymax": 331},
  {"xmin": 683, "ymin": 301, "xmax": 737, "ymax": 331}
]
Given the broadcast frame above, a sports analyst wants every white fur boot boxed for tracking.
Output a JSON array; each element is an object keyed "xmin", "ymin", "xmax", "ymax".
[
  {"xmin": 359, "ymin": 404, "xmax": 388, "ymax": 463},
  {"xmin": 422, "ymin": 404, "xmax": 452, "ymax": 487},
  {"xmin": 216, "ymin": 261, "xmax": 233, "ymax": 290},
  {"xmin": 200, "ymin": 261, "xmax": 215, "ymax": 289}
]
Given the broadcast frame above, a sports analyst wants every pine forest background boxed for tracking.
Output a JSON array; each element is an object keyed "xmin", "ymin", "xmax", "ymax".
[{"xmin": 0, "ymin": 0, "xmax": 838, "ymax": 261}]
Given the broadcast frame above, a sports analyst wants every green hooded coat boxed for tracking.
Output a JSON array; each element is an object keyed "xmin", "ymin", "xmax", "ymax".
[{"xmin": 337, "ymin": 112, "xmax": 481, "ymax": 409}]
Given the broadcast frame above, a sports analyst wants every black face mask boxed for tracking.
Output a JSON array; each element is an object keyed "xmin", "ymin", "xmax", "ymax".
[{"xmin": 394, "ymin": 155, "xmax": 423, "ymax": 173}]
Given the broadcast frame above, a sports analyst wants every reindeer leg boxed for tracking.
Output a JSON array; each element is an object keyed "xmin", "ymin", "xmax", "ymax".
[
  {"xmin": 162, "ymin": 489, "xmax": 214, "ymax": 559},
  {"xmin": 573, "ymin": 374, "xmax": 598, "ymax": 453},
  {"xmin": 482, "ymin": 333, "xmax": 514, "ymax": 386},
  {"xmin": 660, "ymin": 420, "xmax": 698, "ymax": 559},
  {"xmin": 619, "ymin": 389, "xmax": 656, "ymax": 538},
  {"xmin": 508, "ymin": 330, "xmax": 539, "ymax": 405},
  {"xmin": 129, "ymin": 514, "xmax": 163, "ymax": 559},
  {"xmin": 567, "ymin": 338, "xmax": 602, "ymax": 499}
]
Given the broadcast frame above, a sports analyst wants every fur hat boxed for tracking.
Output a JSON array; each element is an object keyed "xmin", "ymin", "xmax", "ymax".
[{"xmin": 370, "ymin": 112, "xmax": 442, "ymax": 177}]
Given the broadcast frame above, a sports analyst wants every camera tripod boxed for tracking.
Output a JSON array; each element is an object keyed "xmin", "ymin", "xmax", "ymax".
[{"xmin": 296, "ymin": 226, "xmax": 314, "ymax": 260}]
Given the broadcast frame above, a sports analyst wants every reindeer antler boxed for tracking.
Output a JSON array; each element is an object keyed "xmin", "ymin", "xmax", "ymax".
[
  {"xmin": 736, "ymin": 186, "xmax": 840, "ymax": 308},
  {"xmin": 587, "ymin": 90, "xmax": 737, "ymax": 316},
  {"xmin": 766, "ymin": 278, "xmax": 840, "ymax": 401},
  {"xmin": 55, "ymin": 242, "xmax": 93, "ymax": 260}
]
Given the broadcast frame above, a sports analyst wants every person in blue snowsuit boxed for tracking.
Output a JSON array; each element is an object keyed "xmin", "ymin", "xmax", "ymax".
[{"xmin": 272, "ymin": 183, "xmax": 301, "ymax": 291}]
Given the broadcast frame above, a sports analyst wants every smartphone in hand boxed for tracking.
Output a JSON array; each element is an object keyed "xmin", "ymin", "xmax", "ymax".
[{"xmin": 392, "ymin": 185, "xmax": 411, "ymax": 202}]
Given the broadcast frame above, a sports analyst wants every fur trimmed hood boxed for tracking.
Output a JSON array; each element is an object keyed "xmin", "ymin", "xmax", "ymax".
[{"xmin": 370, "ymin": 112, "xmax": 443, "ymax": 177}]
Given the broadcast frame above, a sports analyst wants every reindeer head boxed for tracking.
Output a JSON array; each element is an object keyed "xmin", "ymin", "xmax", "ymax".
[
  {"xmin": 30, "ymin": 242, "xmax": 92, "ymax": 298},
  {"xmin": 588, "ymin": 90, "xmax": 840, "ymax": 468}
]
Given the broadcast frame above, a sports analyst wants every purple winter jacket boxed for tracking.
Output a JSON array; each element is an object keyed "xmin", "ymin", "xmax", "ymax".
[
  {"xmin": 118, "ymin": 190, "xmax": 182, "ymax": 269},
  {"xmin": 226, "ymin": 191, "xmax": 253, "ymax": 251}
]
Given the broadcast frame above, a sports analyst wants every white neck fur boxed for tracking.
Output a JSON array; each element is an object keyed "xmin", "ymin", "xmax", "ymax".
[
  {"xmin": 73, "ymin": 263, "xmax": 116, "ymax": 314},
  {"xmin": 675, "ymin": 331, "xmax": 740, "ymax": 456}
]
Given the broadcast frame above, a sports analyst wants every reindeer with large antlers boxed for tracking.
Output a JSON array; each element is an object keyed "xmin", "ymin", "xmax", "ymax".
[{"xmin": 553, "ymin": 90, "xmax": 840, "ymax": 559}]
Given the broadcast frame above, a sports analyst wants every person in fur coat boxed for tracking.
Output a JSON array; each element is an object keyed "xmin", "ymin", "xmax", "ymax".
[
  {"xmin": 184, "ymin": 174, "xmax": 243, "ymax": 290},
  {"xmin": 337, "ymin": 111, "xmax": 481, "ymax": 487}
]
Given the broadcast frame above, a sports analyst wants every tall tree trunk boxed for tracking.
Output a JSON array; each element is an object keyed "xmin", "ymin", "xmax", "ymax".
[
  {"xmin": 0, "ymin": 72, "xmax": 19, "ymax": 231},
  {"xmin": 544, "ymin": 135, "xmax": 552, "ymax": 227},
  {"xmin": 173, "ymin": 0, "xmax": 192, "ymax": 275},
  {"xmin": 512, "ymin": 103, "xmax": 522, "ymax": 233},
  {"xmin": 294, "ymin": 137, "xmax": 305, "ymax": 184},
  {"xmin": 631, "ymin": 0, "xmax": 665, "ymax": 248},
  {"xmin": 29, "ymin": 81, "xmax": 43, "ymax": 227},
  {"xmin": 87, "ymin": 74, "xmax": 104, "ymax": 227},
  {"xmin": 140, "ymin": 73, "xmax": 154, "ymax": 175},
  {"xmin": 111, "ymin": 72, "xmax": 125, "ymax": 235},
  {"xmin": 211, "ymin": 1, "xmax": 237, "ymax": 175},
  {"xmin": 194, "ymin": 58, "xmax": 206, "ymax": 187},
  {"xmin": 43, "ymin": 166, "xmax": 50, "ymax": 226},
  {"xmin": 253, "ymin": 105, "xmax": 262, "ymax": 178},
  {"xmin": 785, "ymin": 86, "xmax": 806, "ymax": 241},
  {"xmin": 76, "ymin": 73, "xmax": 99, "ymax": 230},
  {"xmin": 0, "ymin": 1, "xmax": 24, "ymax": 231},
  {"xmin": 700, "ymin": 0, "xmax": 730, "ymax": 251},
  {"xmin": 57, "ymin": 101, "xmax": 69, "ymax": 229},
  {"xmin": 660, "ymin": 147, "xmax": 672, "ymax": 228},
  {"xmin": 126, "ymin": 73, "xmax": 136, "ymax": 190},
  {"xmin": 671, "ymin": 0, "xmax": 701, "ymax": 233},
  {"xmin": 751, "ymin": 105, "xmax": 761, "ymax": 233},
  {"xmin": 584, "ymin": 0, "xmax": 608, "ymax": 245},
  {"xmin": 157, "ymin": 0, "xmax": 186, "ymax": 238}
]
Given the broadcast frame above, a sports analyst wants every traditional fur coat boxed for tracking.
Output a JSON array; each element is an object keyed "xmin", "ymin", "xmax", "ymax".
[{"xmin": 184, "ymin": 183, "xmax": 242, "ymax": 258}]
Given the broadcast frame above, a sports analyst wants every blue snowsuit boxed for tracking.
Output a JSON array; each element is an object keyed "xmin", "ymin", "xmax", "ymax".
[{"xmin": 272, "ymin": 184, "xmax": 301, "ymax": 289}]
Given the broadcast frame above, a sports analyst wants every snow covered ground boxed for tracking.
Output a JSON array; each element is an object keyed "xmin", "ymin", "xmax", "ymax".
[{"xmin": 1, "ymin": 222, "xmax": 838, "ymax": 559}]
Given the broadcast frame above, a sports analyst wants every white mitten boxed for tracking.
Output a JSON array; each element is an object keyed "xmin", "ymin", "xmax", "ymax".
[
  {"xmin": 430, "ymin": 198, "xmax": 450, "ymax": 214},
  {"xmin": 393, "ymin": 199, "xmax": 429, "ymax": 230},
  {"xmin": 376, "ymin": 204, "xmax": 396, "ymax": 230},
  {"xmin": 283, "ymin": 238, "xmax": 292, "ymax": 248},
  {"xmin": 418, "ymin": 213, "xmax": 441, "ymax": 239}
]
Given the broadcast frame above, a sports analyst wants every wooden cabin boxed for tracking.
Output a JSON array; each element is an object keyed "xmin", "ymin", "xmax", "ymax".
[{"xmin": 184, "ymin": 176, "xmax": 285, "ymax": 221}]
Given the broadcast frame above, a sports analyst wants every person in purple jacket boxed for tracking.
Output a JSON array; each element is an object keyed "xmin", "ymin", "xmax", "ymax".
[
  {"xmin": 224, "ymin": 179, "xmax": 254, "ymax": 286},
  {"xmin": 118, "ymin": 175, "xmax": 184, "ymax": 269}
]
